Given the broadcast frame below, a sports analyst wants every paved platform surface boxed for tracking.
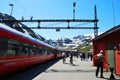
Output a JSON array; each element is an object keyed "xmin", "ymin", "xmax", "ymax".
[{"xmin": 32, "ymin": 57, "xmax": 120, "ymax": 80}]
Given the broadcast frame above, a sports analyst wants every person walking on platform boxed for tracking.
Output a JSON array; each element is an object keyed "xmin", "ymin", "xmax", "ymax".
[
  {"xmin": 94, "ymin": 50, "xmax": 104, "ymax": 78},
  {"xmin": 62, "ymin": 51, "xmax": 66, "ymax": 64},
  {"xmin": 79, "ymin": 52, "xmax": 83, "ymax": 61},
  {"xmin": 69, "ymin": 52, "xmax": 73, "ymax": 65}
]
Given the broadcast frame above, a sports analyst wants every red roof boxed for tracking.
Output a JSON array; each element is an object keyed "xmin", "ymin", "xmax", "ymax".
[{"xmin": 92, "ymin": 24, "xmax": 120, "ymax": 41}]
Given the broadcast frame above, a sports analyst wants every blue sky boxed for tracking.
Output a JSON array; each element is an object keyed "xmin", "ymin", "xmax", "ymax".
[{"xmin": 0, "ymin": 0, "xmax": 120, "ymax": 40}]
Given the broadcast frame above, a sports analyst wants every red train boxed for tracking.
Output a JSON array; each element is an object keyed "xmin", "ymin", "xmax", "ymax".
[{"xmin": 0, "ymin": 23, "xmax": 62, "ymax": 76}]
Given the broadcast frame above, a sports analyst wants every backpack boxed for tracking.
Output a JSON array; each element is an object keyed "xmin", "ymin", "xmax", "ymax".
[{"xmin": 94, "ymin": 54, "xmax": 103, "ymax": 62}]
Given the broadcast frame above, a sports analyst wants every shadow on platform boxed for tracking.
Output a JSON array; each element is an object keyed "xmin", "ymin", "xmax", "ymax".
[
  {"xmin": 97, "ymin": 76, "xmax": 120, "ymax": 80},
  {"xmin": 45, "ymin": 69, "xmax": 96, "ymax": 73}
]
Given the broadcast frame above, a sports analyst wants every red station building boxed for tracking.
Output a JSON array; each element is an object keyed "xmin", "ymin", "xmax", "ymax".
[{"xmin": 92, "ymin": 24, "xmax": 120, "ymax": 75}]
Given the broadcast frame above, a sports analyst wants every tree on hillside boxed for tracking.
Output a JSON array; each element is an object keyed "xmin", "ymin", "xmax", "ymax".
[{"xmin": 77, "ymin": 42, "xmax": 92, "ymax": 54}]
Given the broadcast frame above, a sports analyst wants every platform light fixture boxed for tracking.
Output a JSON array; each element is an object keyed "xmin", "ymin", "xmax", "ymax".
[{"xmin": 9, "ymin": 4, "xmax": 14, "ymax": 16}]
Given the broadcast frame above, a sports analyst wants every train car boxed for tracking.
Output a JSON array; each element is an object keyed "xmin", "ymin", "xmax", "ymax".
[{"xmin": 0, "ymin": 23, "xmax": 61, "ymax": 76}]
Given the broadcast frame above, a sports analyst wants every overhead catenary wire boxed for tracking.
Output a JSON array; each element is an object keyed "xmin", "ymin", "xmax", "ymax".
[
  {"xmin": 43, "ymin": 22, "xmax": 64, "ymax": 27},
  {"xmin": 72, "ymin": 22, "xmax": 93, "ymax": 27},
  {"xmin": 14, "ymin": 0, "xmax": 31, "ymax": 17}
]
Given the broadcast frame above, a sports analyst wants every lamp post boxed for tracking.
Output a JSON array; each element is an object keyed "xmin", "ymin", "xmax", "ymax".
[
  {"xmin": 9, "ymin": 4, "xmax": 14, "ymax": 27},
  {"xmin": 9, "ymin": 4, "xmax": 14, "ymax": 16},
  {"xmin": 73, "ymin": 2, "xmax": 76, "ymax": 20}
]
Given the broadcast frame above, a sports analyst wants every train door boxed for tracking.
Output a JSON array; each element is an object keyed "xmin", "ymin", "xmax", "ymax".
[{"xmin": 107, "ymin": 44, "xmax": 115, "ymax": 71}]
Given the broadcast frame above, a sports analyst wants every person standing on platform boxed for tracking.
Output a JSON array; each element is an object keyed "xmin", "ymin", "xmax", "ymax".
[
  {"xmin": 89, "ymin": 52, "xmax": 92, "ymax": 61},
  {"xmin": 62, "ymin": 51, "xmax": 66, "ymax": 64},
  {"xmin": 94, "ymin": 50, "xmax": 104, "ymax": 78},
  {"xmin": 82, "ymin": 53, "xmax": 86, "ymax": 61}
]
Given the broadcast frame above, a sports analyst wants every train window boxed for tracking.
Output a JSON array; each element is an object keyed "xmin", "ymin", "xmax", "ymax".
[
  {"xmin": 47, "ymin": 49, "xmax": 50, "ymax": 55},
  {"xmin": 17, "ymin": 45, "xmax": 25, "ymax": 56},
  {"xmin": 37, "ymin": 47, "xmax": 44, "ymax": 55},
  {"xmin": 37, "ymin": 47, "xmax": 47, "ymax": 55},
  {"xmin": 7, "ymin": 39, "xmax": 28, "ymax": 56},
  {"xmin": 35, "ymin": 47, "xmax": 42, "ymax": 55},
  {"xmin": 46, "ymin": 49, "xmax": 54, "ymax": 55},
  {"xmin": 7, "ymin": 49, "xmax": 16, "ymax": 56},
  {"xmin": 7, "ymin": 39, "xmax": 19, "ymax": 56},
  {"xmin": 0, "ymin": 36, "xmax": 8, "ymax": 56},
  {"xmin": 51, "ymin": 50, "xmax": 54, "ymax": 54},
  {"xmin": 31, "ymin": 46, "xmax": 36, "ymax": 55},
  {"xmin": 18, "ymin": 42, "xmax": 29, "ymax": 56},
  {"xmin": 47, "ymin": 49, "xmax": 53, "ymax": 55},
  {"xmin": 43, "ymin": 49, "xmax": 46, "ymax": 54},
  {"xmin": 28, "ymin": 45, "xmax": 35, "ymax": 55}
]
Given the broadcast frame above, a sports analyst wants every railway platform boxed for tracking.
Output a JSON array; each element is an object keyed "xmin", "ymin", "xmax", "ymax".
[
  {"xmin": 32, "ymin": 57, "xmax": 120, "ymax": 80},
  {"xmin": 8, "ymin": 57, "xmax": 120, "ymax": 80}
]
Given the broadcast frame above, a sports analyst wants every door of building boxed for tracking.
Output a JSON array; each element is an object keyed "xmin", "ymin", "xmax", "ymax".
[{"xmin": 107, "ymin": 44, "xmax": 115, "ymax": 71}]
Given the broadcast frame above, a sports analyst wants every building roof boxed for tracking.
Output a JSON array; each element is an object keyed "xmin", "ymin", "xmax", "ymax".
[{"xmin": 92, "ymin": 24, "xmax": 120, "ymax": 41}]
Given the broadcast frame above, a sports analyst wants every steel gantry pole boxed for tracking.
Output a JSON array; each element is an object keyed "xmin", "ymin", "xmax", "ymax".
[
  {"xmin": 94, "ymin": 5, "xmax": 98, "ymax": 38},
  {"xmin": 73, "ymin": 2, "xmax": 76, "ymax": 20}
]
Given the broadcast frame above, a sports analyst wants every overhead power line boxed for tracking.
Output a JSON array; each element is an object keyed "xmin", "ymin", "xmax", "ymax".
[{"xmin": 14, "ymin": 0, "xmax": 31, "ymax": 16}]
